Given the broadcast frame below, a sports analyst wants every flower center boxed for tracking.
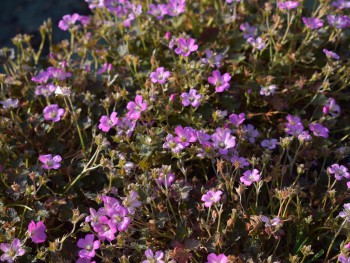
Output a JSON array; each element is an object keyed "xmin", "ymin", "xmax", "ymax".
[
  {"xmin": 114, "ymin": 215, "xmax": 122, "ymax": 222},
  {"xmin": 46, "ymin": 160, "xmax": 54, "ymax": 167},
  {"xmin": 50, "ymin": 111, "xmax": 57, "ymax": 119}
]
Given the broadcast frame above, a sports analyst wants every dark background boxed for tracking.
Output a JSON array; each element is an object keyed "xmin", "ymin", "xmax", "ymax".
[{"xmin": 0, "ymin": 0, "xmax": 90, "ymax": 48}]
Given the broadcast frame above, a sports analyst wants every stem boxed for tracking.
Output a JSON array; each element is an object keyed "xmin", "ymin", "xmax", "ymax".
[
  {"xmin": 216, "ymin": 204, "xmax": 223, "ymax": 233},
  {"xmin": 63, "ymin": 149, "xmax": 100, "ymax": 194},
  {"xmin": 65, "ymin": 97, "xmax": 85, "ymax": 151},
  {"xmin": 281, "ymin": 12, "xmax": 292, "ymax": 44},
  {"xmin": 325, "ymin": 219, "xmax": 347, "ymax": 260}
]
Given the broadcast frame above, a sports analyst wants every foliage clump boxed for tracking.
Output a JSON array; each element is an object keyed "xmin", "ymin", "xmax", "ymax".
[{"xmin": 0, "ymin": 0, "xmax": 350, "ymax": 262}]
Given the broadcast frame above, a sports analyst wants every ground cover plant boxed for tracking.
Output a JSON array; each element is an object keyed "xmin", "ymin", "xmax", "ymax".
[{"xmin": 0, "ymin": 0, "xmax": 350, "ymax": 262}]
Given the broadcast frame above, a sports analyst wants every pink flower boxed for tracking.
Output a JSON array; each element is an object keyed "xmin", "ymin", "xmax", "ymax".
[
  {"xmin": 323, "ymin": 49, "xmax": 340, "ymax": 60},
  {"xmin": 240, "ymin": 22, "xmax": 256, "ymax": 39},
  {"xmin": 77, "ymin": 234, "xmax": 100, "ymax": 259},
  {"xmin": 58, "ymin": 13, "xmax": 90, "ymax": 31},
  {"xmin": 28, "ymin": 221, "xmax": 46, "ymax": 244},
  {"xmin": 206, "ymin": 253, "xmax": 228, "ymax": 263},
  {"xmin": 39, "ymin": 154, "xmax": 62, "ymax": 170},
  {"xmin": 157, "ymin": 170, "xmax": 175, "ymax": 187},
  {"xmin": 174, "ymin": 37, "xmax": 198, "ymax": 57},
  {"xmin": 231, "ymin": 155, "xmax": 250, "ymax": 168},
  {"xmin": 31, "ymin": 71, "xmax": 51, "ymax": 84},
  {"xmin": 43, "ymin": 104, "xmax": 65, "ymax": 122},
  {"xmin": 247, "ymin": 37, "xmax": 266, "ymax": 51},
  {"xmin": 211, "ymin": 128, "xmax": 236, "ymax": 155},
  {"xmin": 47, "ymin": 67, "xmax": 72, "ymax": 80},
  {"xmin": 0, "ymin": 238, "xmax": 25, "ymax": 263},
  {"xmin": 309, "ymin": 123, "xmax": 329, "ymax": 138},
  {"xmin": 174, "ymin": 126, "xmax": 197, "ymax": 147},
  {"xmin": 98, "ymin": 112, "xmax": 119, "ymax": 132},
  {"xmin": 240, "ymin": 169, "xmax": 261, "ymax": 186},
  {"xmin": 148, "ymin": 4, "xmax": 168, "ymax": 20},
  {"xmin": 201, "ymin": 190, "xmax": 223, "ymax": 207},
  {"xmin": 150, "ymin": 67, "xmax": 171, "ymax": 84},
  {"xmin": 328, "ymin": 164, "xmax": 350, "ymax": 180},
  {"xmin": 97, "ymin": 63, "xmax": 113, "ymax": 75},
  {"xmin": 127, "ymin": 95, "xmax": 147, "ymax": 120},
  {"xmin": 107, "ymin": 206, "xmax": 131, "ymax": 232},
  {"xmin": 181, "ymin": 89, "xmax": 202, "ymax": 107},
  {"xmin": 285, "ymin": 115, "xmax": 304, "ymax": 136},
  {"xmin": 323, "ymin": 98, "xmax": 340, "ymax": 117},
  {"xmin": 302, "ymin": 17, "xmax": 324, "ymax": 29},
  {"xmin": 278, "ymin": 1, "xmax": 299, "ymax": 10},
  {"xmin": 166, "ymin": 0, "xmax": 186, "ymax": 17},
  {"xmin": 208, "ymin": 70, "xmax": 231, "ymax": 92},
  {"xmin": 229, "ymin": 113, "xmax": 245, "ymax": 126},
  {"xmin": 261, "ymin": 139, "xmax": 279, "ymax": 150},
  {"xmin": 142, "ymin": 249, "xmax": 165, "ymax": 263},
  {"xmin": 93, "ymin": 216, "xmax": 117, "ymax": 242},
  {"xmin": 122, "ymin": 190, "xmax": 142, "ymax": 214}
]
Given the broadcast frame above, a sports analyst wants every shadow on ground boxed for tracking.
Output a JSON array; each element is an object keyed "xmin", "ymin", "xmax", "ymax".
[{"xmin": 0, "ymin": 0, "xmax": 90, "ymax": 48}]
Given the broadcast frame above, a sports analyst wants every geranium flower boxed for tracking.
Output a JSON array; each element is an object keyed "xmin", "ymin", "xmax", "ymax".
[
  {"xmin": 43, "ymin": 104, "xmax": 65, "ymax": 122},
  {"xmin": 302, "ymin": 17, "xmax": 323, "ymax": 29},
  {"xmin": 0, "ymin": 98, "xmax": 18, "ymax": 110},
  {"xmin": 309, "ymin": 123, "xmax": 329, "ymax": 138},
  {"xmin": 142, "ymin": 249, "xmax": 165, "ymax": 263},
  {"xmin": 58, "ymin": 13, "xmax": 90, "ymax": 31},
  {"xmin": 229, "ymin": 113, "xmax": 245, "ymax": 126},
  {"xmin": 201, "ymin": 49, "xmax": 223, "ymax": 68},
  {"xmin": 242, "ymin": 124, "xmax": 259, "ymax": 143},
  {"xmin": 201, "ymin": 190, "xmax": 223, "ymax": 207},
  {"xmin": 206, "ymin": 253, "xmax": 228, "ymax": 263},
  {"xmin": 157, "ymin": 171, "xmax": 175, "ymax": 187},
  {"xmin": 339, "ymin": 203, "xmax": 350, "ymax": 222},
  {"xmin": 122, "ymin": 190, "xmax": 142, "ymax": 214},
  {"xmin": 208, "ymin": 70, "xmax": 231, "ymax": 92},
  {"xmin": 211, "ymin": 128, "xmax": 236, "ymax": 155},
  {"xmin": 285, "ymin": 115, "xmax": 304, "ymax": 136},
  {"xmin": 327, "ymin": 15, "xmax": 350, "ymax": 29},
  {"xmin": 0, "ymin": 238, "xmax": 25, "ymax": 263},
  {"xmin": 240, "ymin": 169, "xmax": 261, "ymax": 186},
  {"xmin": 278, "ymin": 1, "xmax": 299, "ymax": 10},
  {"xmin": 174, "ymin": 38, "xmax": 198, "ymax": 57},
  {"xmin": 240, "ymin": 22, "xmax": 256, "ymax": 39},
  {"xmin": 328, "ymin": 164, "xmax": 350, "ymax": 180},
  {"xmin": 231, "ymin": 155, "xmax": 250, "ymax": 168},
  {"xmin": 98, "ymin": 112, "xmax": 119, "ymax": 132},
  {"xmin": 77, "ymin": 234, "xmax": 100, "ymax": 259},
  {"xmin": 166, "ymin": 0, "xmax": 186, "ymax": 17},
  {"xmin": 332, "ymin": 0, "xmax": 350, "ymax": 9},
  {"xmin": 174, "ymin": 125, "xmax": 197, "ymax": 147},
  {"xmin": 323, "ymin": 98, "xmax": 340, "ymax": 117},
  {"xmin": 107, "ymin": 206, "xmax": 131, "ymax": 232},
  {"xmin": 247, "ymin": 37, "xmax": 266, "ymax": 51},
  {"xmin": 261, "ymin": 139, "xmax": 279, "ymax": 150},
  {"xmin": 181, "ymin": 89, "xmax": 202, "ymax": 107},
  {"xmin": 93, "ymin": 216, "xmax": 117, "ymax": 242},
  {"xmin": 39, "ymin": 154, "xmax": 62, "ymax": 170},
  {"xmin": 126, "ymin": 95, "xmax": 147, "ymax": 120},
  {"xmin": 150, "ymin": 67, "xmax": 171, "ymax": 84},
  {"xmin": 148, "ymin": 4, "xmax": 168, "ymax": 20},
  {"xmin": 323, "ymin": 49, "xmax": 340, "ymax": 60},
  {"xmin": 28, "ymin": 221, "xmax": 46, "ymax": 244},
  {"xmin": 35, "ymin": 83, "xmax": 57, "ymax": 97}
]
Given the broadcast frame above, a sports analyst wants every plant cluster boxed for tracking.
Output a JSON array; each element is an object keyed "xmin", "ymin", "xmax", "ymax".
[{"xmin": 0, "ymin": 0, "xmax": 350, "ymax": 262}]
